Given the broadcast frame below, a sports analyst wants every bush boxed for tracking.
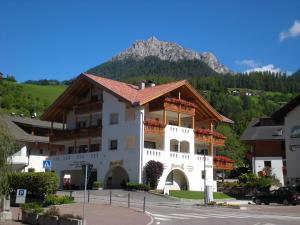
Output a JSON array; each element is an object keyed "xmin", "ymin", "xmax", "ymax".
[
  {"xmin": 43, "ymin": 195, "xmax": 74, "ymax": 206},
  {"xmin": 43, "ymin": 206, "xmax": 60, "ymax": 216},
  {"xmin": 92, "ymin": 181, "xmax": 103, "ymax": 189},
  {"xmin": 8, "ymin": 172, "xmax": 59, "ymax": 198},
  {"xmin": 21, "ymin": 202, "xmax": 44, "ymax": 214},
  {"xmin": 125, "ymin": 182, "xmax": 150, "ymax": 191},
  {"xmin": 144, "ymin": 160, "xmax": 164, "ymax": 189}
]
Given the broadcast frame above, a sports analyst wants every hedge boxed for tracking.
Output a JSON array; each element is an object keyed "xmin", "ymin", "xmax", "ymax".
[
  {"xmin": 125, "ymin": 182, "xmax": 150, "ymax": 191},
  {"xmin": 8, "ymin": 172, "xmax": 59, "ymax": 198},
  {"xmin": 43, "ymin": 195, "xmax": 74, "ymax": 206}
]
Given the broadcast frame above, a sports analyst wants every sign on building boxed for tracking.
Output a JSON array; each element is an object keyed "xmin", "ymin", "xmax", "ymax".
[
  {"xmin": 16, "ymin": 189, "xmax": 27, "ymax": 204},
  {"xmin": 43, "ymin": 160, "xmax": 52, "ymax": 170}
]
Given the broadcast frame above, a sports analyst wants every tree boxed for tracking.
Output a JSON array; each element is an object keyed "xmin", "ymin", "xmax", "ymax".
[
  {"xmin": 0, "ymin": 117, "xmax": 15, "ymax": 215},
  {"xmin": 144, "ymin": 160, "xmax": 164, "ymax": 189}
]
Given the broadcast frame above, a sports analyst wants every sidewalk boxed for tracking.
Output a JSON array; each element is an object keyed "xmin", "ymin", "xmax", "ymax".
[{"xmin": 1, "ymin": 203, "xmax": 152, "ymax": 225}]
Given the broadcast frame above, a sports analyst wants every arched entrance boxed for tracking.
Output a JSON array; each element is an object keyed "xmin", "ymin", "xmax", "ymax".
[
  {"xmin": 165, "ymin": 169, "xmax": 189, "ymax": 190},
  {"xmin": 105, "ymin": 166, "xmax": 129, "ymax": 189}
]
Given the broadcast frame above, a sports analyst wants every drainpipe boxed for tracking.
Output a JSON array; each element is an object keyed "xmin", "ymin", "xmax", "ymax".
[{"xmin": 139, "ymin": 108, "xmax": 144, "ymax": 183}]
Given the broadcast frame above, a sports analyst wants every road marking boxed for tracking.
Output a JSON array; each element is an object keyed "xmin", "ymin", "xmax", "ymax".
[
  {"xmin": 155, "ymin": 217, "xmax": 171, "ymax": 221},
  {"xmin": 170, "ymin": 213, "xmax": 207, "ymax": 218},
  {"xmin": 152, "ymin": 214, "xmax": 188, "ymax": 220}
]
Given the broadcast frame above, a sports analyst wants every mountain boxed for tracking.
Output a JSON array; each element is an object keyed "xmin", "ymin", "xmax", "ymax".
[{"xmin": 87, "ymin": 37, "xmax": 230, "ymax": 79}]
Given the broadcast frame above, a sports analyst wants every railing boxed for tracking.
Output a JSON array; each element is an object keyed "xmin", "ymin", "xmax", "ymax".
[
  {"xmin": 213, "ymin": 161, "xmax": 234, "ymax": 170},
  {"xmin": 213, "ymin": 138, "xmax": 225, "ymax": 146},
  {"xmin": 170, "ymin": 152, "xmax": 190, "ymax": 160},
  {"xmin": 50, "ymin": 126, "xmax": 102, "ymax": 142},
  {"xmin": 144, "ymin": 119, "xmax": 165, "ymax": 135},
  {"xmin": 74, "ymin": 101, "xmax": 102, "ymax": 115},
  {"xmin": 194, "ymin": 128, "xmax": 225, "ymax": 147},
  {"xmin": 164, "ymin": 98, "xmax": 196, "ymax": 116}
]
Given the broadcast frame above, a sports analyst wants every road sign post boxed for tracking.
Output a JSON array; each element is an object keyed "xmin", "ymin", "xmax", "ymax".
[{"xmin": 81, "ymin": 164, "xmax": 93, "ymax": 225}]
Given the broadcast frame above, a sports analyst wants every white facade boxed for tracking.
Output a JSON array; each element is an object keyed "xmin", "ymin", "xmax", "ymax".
[
  {"xmin": 284, "ymin": 105, "xmax": 300, "ymax": 184},
  {"xmin": 252, "ymin": 156, "xmax": 284, "ymax": 185},
  {"xmin": 50, "ymin": 90, "xmax": 218, "ymax": 191}
]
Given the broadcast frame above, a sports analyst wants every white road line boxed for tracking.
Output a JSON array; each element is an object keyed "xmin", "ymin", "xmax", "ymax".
[
  {"xmin": 154, "ymin": 217, "xmax": 171, "ymax": 221},
  {"xmin": 170, "ymin": 213, "xmax": 208, "ymax": 219},
  {"xmin": 152, "ymin": 214, "xmax": 189, "ymax": 220}
]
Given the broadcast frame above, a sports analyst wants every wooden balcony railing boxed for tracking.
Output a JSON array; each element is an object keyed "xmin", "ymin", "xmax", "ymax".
[
  {"xmin": 74, "ymin": 101, "xmax": 102, "ymax": 115},
  {"xmin": 213, "ymin": 156, "xmax": 234, "ymax": 170},
  {"xmin": 164, "ymin": 98, "xmax": 196, "ymax": 116},
  {"xmin": 194, "ymin": 128, "xmax": 226, "ymax": 146},
  {"xmin": 144, "ymin": 119, "xmax": 165, "ymax": 135},
  {"xmin": 50, "ymin": 126, "xmax": 102, "ymax": 142}
]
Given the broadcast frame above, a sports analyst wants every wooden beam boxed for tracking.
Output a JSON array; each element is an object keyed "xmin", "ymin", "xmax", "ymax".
[
  {"xmin": 192, "ymin": 116, "xmax": 195, "ymax": 129},
  {"xmin": 163, "ymin": 109, "xmax": 167, "ymax": 124},
  {"xmin": 210, "ymin": 121, "xmax": 214, "ymax": 156}
]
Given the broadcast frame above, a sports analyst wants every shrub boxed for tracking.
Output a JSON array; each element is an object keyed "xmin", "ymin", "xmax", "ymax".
[
  {"xmin": 125, "ymin": 182, "xmax": 150, "ymax": 191},
  {"xmin": 92, "ymin": 181, "xmax": 103, "ymax": 189},
  {"xmin": 21, "ymin": 202, "xmax": 44, "ymax": 214},
  {"xmin": 43, "ymin": 206, "xmax": 60, "ymax": 216},
  {"xmin": 144, "ymin": 160, "xmax": 164, "ymax": 189},
  {"xmin": 43, "ymin": 195, "xmax": 74, "ymax": 206},
  {"xmin": 8, "ymin": 172, "xmax": 59, "ymax": 198}
]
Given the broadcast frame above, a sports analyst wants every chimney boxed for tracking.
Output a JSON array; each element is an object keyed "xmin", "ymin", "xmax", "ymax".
[
  {"xmin": 150, "ymin": 83, "xmax": 156, "ymax": 87},
  {"xmin": 147, "ymin": 80, "xmax": 156, "ymax": 87},
  {"xmin": 139, "ymin": 81, "xmax": 145, "ymax": 90}
]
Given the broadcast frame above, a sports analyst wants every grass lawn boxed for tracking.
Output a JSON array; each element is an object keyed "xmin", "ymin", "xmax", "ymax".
[
  {"xmin": 169, "ymin": 190, "xmax": 231, "ymax": 199},
  {"xmin": 21, "ymin": 83, "xmax": 67, "ymax": 103}
]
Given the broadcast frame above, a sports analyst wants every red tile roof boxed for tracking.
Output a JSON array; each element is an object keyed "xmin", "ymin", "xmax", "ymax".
[{"xmin": 84, "ymin": 73, "xmax": 185, "ymax": 105}]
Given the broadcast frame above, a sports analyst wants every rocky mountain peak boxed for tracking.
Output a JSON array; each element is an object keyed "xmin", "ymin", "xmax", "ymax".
[{"xmin": 111, "ymin": 37, "xmax": 230, "ymax": 74}]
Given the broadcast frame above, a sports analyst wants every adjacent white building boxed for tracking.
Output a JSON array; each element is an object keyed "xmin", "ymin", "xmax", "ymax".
[
  {"xmin": 41, "ymin": 73, "xmax": 232, "ymax": 191},
  {"xmin": 1, "ymin": 116, "xmax": 62, "ymax": 172}
]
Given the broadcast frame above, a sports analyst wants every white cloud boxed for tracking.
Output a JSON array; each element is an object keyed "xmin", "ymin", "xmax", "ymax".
[
  {"xmin": 245, "ymin": 64, "xmax": 282, "ymax": 73},
  {"xmin": 279, "ymin": 20, "xmax": 300, "ymax": 42},
  {"xmin": 235, "ymin": 59, "xmax": 261, "ymax": 68}
]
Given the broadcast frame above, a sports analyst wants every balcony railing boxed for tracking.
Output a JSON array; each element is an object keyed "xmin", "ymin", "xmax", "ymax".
[
  {"xmin": 194, "ymin": 128, "xmax": 225, "ymax": 146},
  {"xmin": 164, "ymin": 98, "xmax": 196, "ymax": 116},
  {"xmin": 74, "ymin": 101, "xmax": 102, "ymax": 115},
  {"xmin": 144, "ymin": 119, "xmax": 165, "ymax": 135},
  {"xmin": 50, "ymin": 126, "xmax": 102, "ymax": 142},
  {"xmin": 213, "ymin": 156, "xmax": 234, "ymax": 170}
]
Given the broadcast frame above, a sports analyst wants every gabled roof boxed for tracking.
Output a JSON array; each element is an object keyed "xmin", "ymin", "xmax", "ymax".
[
  {"xmin": 271, "ymin": 94, "xmax": 300, "ymax": 122},
  {"xmin": 240, "ymin": 118, "xmax": 284, "ymax": 142},
  {"xmin": 42, "ymin": 73, "xmax": 233, "ymax": 124},
  {"xmin": 0, "ymin": 116, "xmax": 50, "ymax": 143}
]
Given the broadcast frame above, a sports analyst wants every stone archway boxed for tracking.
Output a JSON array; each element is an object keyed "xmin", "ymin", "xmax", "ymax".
[
  {"xmin": 105, "ymin": 166, "xmax": 129, "ymax": 189},
  {"xmin": 165, "ymin": 169, "xmax": 189, "ymax": 190}
]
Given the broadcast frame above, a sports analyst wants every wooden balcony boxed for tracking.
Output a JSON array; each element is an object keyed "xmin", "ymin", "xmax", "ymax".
[
  {"xmin": 164, "ymin": 98, "xmax": 196, "ymax": 116},
  {"xmin": 213, "ymin": 138, "xmax": 225, "ymax": 146},
  {"xmin": 144, "ymin": 119, "xmax": 165, "ymax": 135},
  {"xmin": 213, "ymin": 156, "xmax": 234, "ymax": 170},
  {"xmin": 213, "ymin": 161, "xmax": 234, "ymax": 170},
  {"xmin": 74, "ymin": 101, "xmax": 102, "ymax": 115},
  {"xmin": 50, "ymin": 126, "xmax": 102, "ymax": 142}
]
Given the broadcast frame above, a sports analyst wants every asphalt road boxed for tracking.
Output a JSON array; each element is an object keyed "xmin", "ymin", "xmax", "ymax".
[{"xmin": 60, "ymin": 190, "xmax": 300, "ymax": 225}]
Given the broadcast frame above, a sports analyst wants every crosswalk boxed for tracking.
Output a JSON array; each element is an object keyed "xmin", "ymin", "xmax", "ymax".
[{"xmin": 151, "ymin": 212, "xmax": 300, "ymax": 222}]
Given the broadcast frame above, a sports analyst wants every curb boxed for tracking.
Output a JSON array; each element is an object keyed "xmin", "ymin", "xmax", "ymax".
[{"xmin": 145, "ymin": 211, "xmax": 154, "ymax": 225}]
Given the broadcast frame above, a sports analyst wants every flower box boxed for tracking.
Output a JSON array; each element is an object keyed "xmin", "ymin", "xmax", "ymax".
[{"xmin": 38, "ymin": 215, "xmax": 58, "ymax": 225}]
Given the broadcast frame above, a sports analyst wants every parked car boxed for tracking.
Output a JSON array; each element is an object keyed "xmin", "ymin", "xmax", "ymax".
[{"xmin": 253, "ymin": 187, "xmax": 300, "ymax": 205}]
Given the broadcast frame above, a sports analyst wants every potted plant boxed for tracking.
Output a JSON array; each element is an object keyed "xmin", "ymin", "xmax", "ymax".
[
  {"xmin": 58, "ymin": 213, "xmax": 83, "ymax": 225},
  {"xmin": 21, "ymin": 202, "xmax": 43, "ymax": 225},
  {"xmin": 92, "ymin": 181, "xmax": 103, "ymax": 190},
  {"xmin": 38, "ymin": 206, "xmax": 59, "ymax": 225}
]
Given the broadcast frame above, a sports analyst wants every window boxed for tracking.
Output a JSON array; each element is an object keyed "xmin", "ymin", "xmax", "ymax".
[
  {"xmin": 197, "ymin": 149, "xmax": 208, "ymax": 155},
  {"xmin": 79, "ymin": 145, "xmax": 88, "ymax": 153},
  {"xmin": 109, "ymin": 140, "xmax": 118, "ymax": 150},
  {"xmin": 97, "ymin": 118, "xmax": 102, "ymax": 127},
  {"xmin": 77, "ymin": 121, "xmax": 86, "ymax": 129},
  {"xmin": 144, "ymin": 141, "xmax": 156, "ymax": 149},
  {"xmin": 91, "ymin": 95, "xmax": 98, "ymax": 101},
  {"xmin": 264, "ymin": 161, "xmax": 272, "ymax": 168},
  {"xmin": 125, "ymin": 108, "xmax": 135, "ymax": 121},
  {"xmin": 90, "ymin": 143, "xmax": 100, "ymax": 152},
  {"xmin": 68, "ymin": 146, "xmax": 75, "ymax": 154},
  {"xmin": 126, "ymin": 136, "xmax": 136, "ymax": 149},
  {"xmin": 109, "ymin": 113, "xmax": 119, "ymax": 125},
  {"xmin": 39, "ymin": 149, "xmax": 43, "ymax": 155}
]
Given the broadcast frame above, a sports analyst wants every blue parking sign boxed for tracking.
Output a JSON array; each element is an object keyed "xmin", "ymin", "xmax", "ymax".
[{"xmin": 43, "ymin": 160, "xmax": 52, "ymax": 170}]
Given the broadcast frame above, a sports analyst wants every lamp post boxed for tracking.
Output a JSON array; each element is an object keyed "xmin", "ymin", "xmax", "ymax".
[{"xmin": 204, "ymin": 149, "xmax": 207, "ymax": 206}]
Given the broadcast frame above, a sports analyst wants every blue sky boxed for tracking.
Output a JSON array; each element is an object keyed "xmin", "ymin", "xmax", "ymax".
[{"xmin": 1, "ymin": 0, "xmax": 300, "ymax": 82}]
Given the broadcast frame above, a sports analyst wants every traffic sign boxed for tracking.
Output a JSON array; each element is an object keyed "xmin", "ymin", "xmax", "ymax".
[
  {"xmin": 16, "ymin": 189, "xmax": 27, "ymax": 204},
  {"xmin": 43, "ymin": 160, "xmax": 52, "ymax": 170}
]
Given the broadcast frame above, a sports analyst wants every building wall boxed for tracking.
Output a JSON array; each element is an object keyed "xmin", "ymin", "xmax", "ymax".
[
  {"xmin": 285, "ymin": 104, "xmax": 300, "ymax": 184},
  {"xmin": 253, "ymin": 140, "xmax": 283, "ymax": 157},
  {"xmin": 252, "ymin": 156, "xmax": 284, "ymax": 185}
]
